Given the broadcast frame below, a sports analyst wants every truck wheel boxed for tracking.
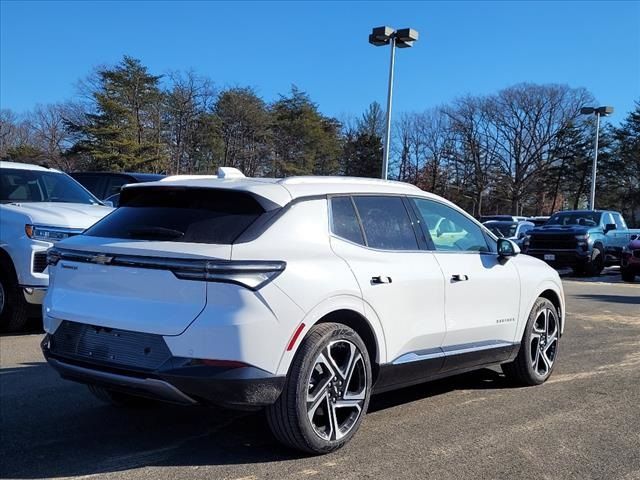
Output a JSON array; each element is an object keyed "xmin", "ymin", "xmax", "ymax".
[
  {"xmin": 87, "ymin": 385, "xmax": 158, "ymax": 408},
  {"xmin": 502, "ymin": 297, "xmax": 560, "ymax": 386},
  {"xmin": 266, "ymin": 322, "xmax": 372, "ymax": 454},
  {"xmin": 621, "ymin": 266, "xmax": 636, "ymax": 282},
  {"xmin": 586, "ymin": 247, "xmax": 604, "ymax": 276},
  {"xmin": 0, "ymin": 266, "xmax": 29, "ymax": 332}
]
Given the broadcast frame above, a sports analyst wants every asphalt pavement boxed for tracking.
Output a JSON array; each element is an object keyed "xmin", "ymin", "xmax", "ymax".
[{"xmin": 1, "ymin": 269, "xmax": 639, "ymax": 480}]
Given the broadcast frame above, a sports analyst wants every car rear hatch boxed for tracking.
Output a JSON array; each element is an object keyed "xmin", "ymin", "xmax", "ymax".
[{"xmin": 46, "ymin": 186, "xmax": 274, "ymax": 336}]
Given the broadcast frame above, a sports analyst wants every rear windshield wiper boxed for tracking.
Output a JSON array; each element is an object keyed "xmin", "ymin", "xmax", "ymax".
[{"xmin": 127, "ymin": 226, "xmax": 185, "ymax": 240}]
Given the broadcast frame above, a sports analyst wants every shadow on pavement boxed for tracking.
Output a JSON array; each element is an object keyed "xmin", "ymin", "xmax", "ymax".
[
  {"xmin": 574, "ymin": 294, "xmax": 640, "ymax": 305},
  {"xmin": 0, "ymin": 363, "xmax": 514, "ymax": 478}
]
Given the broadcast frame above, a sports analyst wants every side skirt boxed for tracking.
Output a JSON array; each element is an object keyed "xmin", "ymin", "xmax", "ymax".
[{"xmin": 373, "ymin": 342, "xmax": 519, "ymax": 394}]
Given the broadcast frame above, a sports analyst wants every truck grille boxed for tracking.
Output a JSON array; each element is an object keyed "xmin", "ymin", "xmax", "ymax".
[
  {"xmin": 529, "ymin": 234, "xmax": 577, "ymax": 250},
  {"xmin": 33, "ymin": 252, "xmax": 48, "ymax": 273},
  {"xmin": 49, "ymin": 321, "xmax": 172, "ymax": 371}
]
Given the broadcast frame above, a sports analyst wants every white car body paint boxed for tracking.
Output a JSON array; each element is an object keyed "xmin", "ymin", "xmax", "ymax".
[{"xmin": 42, "ymin": 171, "xmax": 565, "ymax": 407}]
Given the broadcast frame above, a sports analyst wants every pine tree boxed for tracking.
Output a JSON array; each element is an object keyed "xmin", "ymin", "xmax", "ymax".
[{"xmin": 69, "ymin": 56, "xmax": 166, "ymax": 172}]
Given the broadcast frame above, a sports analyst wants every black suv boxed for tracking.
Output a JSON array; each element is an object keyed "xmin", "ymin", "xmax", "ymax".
[{"xmin": 70, "ymin": 172, "xmax": 165, "ymax": 201}]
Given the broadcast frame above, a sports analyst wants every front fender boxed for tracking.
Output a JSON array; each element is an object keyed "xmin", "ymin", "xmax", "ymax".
[{"xmin": 517, "ymin": 279, "xmax": 566, "ymax": 343}]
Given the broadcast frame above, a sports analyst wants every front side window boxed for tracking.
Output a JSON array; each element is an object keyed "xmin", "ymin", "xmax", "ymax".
[
  {"xmin": 330, "ymin": 196, "xmax": 365, "ymax": 245},
  {"xmin": 86, "ymin": 187, "xmax": 265, "ymax": 244},
  {"xmin": 0, "ymin": 169, "xmax": 99, "ymax": 205},
  {"xmin": 612, "ymin": 213, "xmax": 627, "ymax": 230},
  {"xmin": 352, "ymin": 196, "xmax": 418, "ymax": 250},
  {"xmin": 412, "ymin": 198, "xmax": 489, "ymax": 252}
]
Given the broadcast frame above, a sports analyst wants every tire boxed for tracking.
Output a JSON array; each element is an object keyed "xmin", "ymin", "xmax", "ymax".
[
  {"xmin": 266, "ymin": 322, "xmax": 372, "ymax": 454},
  {"xmin": 621, "ymin": 266, "xmax": 636, "ymax": 283},
  {"xmin": 586, "ymin": 246, "xmax": 604, "ymax": 276},
  {"xmin": 87, "ymin": 385, "xmax": 158, "ymax": 408},
  {"xmin": 502, "ymin": 298, "xmax": 560, "ymax": 386},
  {"xmin": 572, "ymin": 265, "xmax": 586, "ymax": 276},
  {"xmin": 0, "ymin": 263, "xmax": 29, "ymax": 332}
]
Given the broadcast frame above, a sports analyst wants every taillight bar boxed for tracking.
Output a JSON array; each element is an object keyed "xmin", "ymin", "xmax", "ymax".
[{"xmin": 47, "ymin": 248, "xmax": 285, "ymax": 290}]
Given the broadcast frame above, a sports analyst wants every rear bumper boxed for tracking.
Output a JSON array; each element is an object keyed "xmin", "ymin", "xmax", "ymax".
[
  {"xmin": 526, "ymin": 249, "xmax": 589, "ymax": 268},
  {"xmin": 42, "ymin": 336, "xmax": 285, "ymax": 410}
]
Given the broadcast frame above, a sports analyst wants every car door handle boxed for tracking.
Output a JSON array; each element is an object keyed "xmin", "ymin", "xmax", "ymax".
[
  {"xmin": 451, "ymin": 274, "xmax": 469, "ymax": 282},
  {"xmin": 371, "ymin": 275, "xmax": 392, "ymax": 284}
]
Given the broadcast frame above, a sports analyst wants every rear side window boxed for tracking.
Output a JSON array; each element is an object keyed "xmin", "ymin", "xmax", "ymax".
[
  {"xmin": 86, "ymin": 187, "xmax": 265, "ymax": 244},
  {"xmin": 330, "ymin": 196, "xmax": 365, "ymax": 245},
  {"xmin": 352, "ymin": 196, "xmax": 418, "ymax": 250}
]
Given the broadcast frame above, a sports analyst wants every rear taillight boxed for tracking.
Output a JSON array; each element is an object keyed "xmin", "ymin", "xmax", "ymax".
[
  {"xmin": 46, "ymin": 247, "xmax": 285, "ymax": 291},
  {"xmin": 173, "ymin": 260, "xmax": 286, "ymax": 290}
]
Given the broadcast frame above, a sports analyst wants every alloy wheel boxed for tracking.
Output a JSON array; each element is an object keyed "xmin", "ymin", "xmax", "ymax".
[
  {"xmin": 306, "ymin": 340, "xmax": 367, "ymax": 441},
  {"xmin": 530, "ymin": 307, "xmax": 558, "ymax": 377}
]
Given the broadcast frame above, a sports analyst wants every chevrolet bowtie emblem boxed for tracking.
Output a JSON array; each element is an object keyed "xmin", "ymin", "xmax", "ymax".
[{"xmin": 93, "ymin": 254, "xmax": 114, "ymax": 265}]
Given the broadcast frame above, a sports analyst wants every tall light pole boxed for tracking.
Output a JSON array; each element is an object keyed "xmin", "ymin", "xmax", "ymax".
[
  {"xmin": 580, "ymin": 105, "xmax": 614, "ymax": 210},
  {"xmin": 369, "ymin": 26, "xmax": 419, "ymax": 180}
]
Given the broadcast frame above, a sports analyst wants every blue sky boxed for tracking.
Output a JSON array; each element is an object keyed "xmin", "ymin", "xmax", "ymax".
[{"xmin": 1, "ymin": 1, "xmax": 639, "ymax": 123}]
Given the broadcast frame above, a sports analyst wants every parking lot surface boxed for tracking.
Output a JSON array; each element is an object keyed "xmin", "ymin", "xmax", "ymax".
[{"xmin": 1, "ymin": 271, "xmax": 639, "ymax": 480}]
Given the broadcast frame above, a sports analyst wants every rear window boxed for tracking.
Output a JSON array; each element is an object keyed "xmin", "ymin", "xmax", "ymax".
[{"xmin": 85, "ymin": 187, "xmax": 265, "ymax": 244}]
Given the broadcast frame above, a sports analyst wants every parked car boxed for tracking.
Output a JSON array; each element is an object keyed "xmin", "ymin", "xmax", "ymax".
[
  {"xmin": 0, "ymin": 161, "xmax": 112, "ymax": 331},
  {"xmin": 621, "ymin": 235, "xmax": 640, "ymax": 282},
  {"xmin": 70, "ymin": 172, "xmax": 165, "ymax": 201},
  {"xmin": 483, "ymin": 220, "xmax": 535, "ymax": 248},
  {"xmin": 42, "ymin": 168, "xmax": 565, "ymax": 454},
  {"xmin": 527, "ymin": 216, "xmax": 550, "ymax": 227},
  {"xmin": 525, "ymin": 210, "xmax": 640, "ymax": 276}
]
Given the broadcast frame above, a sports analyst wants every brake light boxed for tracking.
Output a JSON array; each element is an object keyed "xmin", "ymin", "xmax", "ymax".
[{"xmin": 173, "ymin": 260, "xmax": 286, "ymax": 290}]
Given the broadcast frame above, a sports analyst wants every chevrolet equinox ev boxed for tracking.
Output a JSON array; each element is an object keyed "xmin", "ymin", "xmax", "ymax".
[{"xmin": 42, "ymin": 168, "xmax": 565, "ymax": 454}]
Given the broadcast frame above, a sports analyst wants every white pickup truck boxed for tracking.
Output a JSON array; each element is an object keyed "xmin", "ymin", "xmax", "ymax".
[{"xmin": 0, "ymin": 161, "xmax": 113, "ymax": 331}]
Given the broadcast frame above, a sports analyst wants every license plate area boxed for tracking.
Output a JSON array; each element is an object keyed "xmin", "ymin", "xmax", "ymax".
[{"xmin": 544, "ymin": 254, "xmax": 556, "ymax": 261}]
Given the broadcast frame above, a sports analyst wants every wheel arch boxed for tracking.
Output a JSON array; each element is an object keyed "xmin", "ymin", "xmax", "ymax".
[
  {"xmin": 0, "ymin": 247, "xmax": 18, "ymax": 281},
  {"xmin": 315, "ymin": 309, "xmax": 381, "ymax": 383},
  {"xmin": 275, "ymin": 295, "xmax": 387, "ymax": 379},
  {"xmin": 537, "ymin": 287, "xmax": 565, "ymax": 337}
]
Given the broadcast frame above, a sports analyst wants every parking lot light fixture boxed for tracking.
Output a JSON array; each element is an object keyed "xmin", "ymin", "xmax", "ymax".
[
  {"xmin": 369, "ymin": 26, "xmax": 419, "ymax": 180},
  {"xmin": 580, "ymin": 105, "xmax": 614, "ymax": 210}
]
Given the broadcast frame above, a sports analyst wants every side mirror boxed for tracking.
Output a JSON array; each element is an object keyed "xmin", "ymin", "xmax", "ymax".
[
  {"xmin": 604, "ymin": 223, "xmax": 616, "ymax": 233},
  {"xmin": 497, "ymin": 238, "xmax": 520, "ymax": 258}
]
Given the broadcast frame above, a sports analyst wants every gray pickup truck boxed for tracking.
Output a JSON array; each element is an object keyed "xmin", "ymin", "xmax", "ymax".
[{"xmin": 524, "ymin": 210, "xmax": 640, "ymax": 275}]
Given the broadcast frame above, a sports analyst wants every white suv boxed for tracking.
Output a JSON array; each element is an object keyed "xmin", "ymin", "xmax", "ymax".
[
  {"xmin": 0, "ymin": 161, "xmax": 112, "ymax": 331},
  {"xmin": 42, "ymin": 169, "xmax": 564, "ymax": 454}
]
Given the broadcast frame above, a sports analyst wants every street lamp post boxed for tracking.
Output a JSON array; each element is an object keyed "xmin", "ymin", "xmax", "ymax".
[
  {"xmin": 580, "ymin": 105, "xmax": 614, "ymax": 210},
  {"xmin": 369, "ymin": 26, "xmax": 419, "ymax": 180}
]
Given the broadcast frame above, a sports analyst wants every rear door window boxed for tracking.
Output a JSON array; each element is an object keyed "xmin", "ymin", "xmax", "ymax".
[
  {"xmin": 330, "ymin": 196, "xmax": 365, "ymax": 245},
  {"xmin": 86, "ymin": 187, "xmax": 266, "ymax": 244},
  {"xmin": 352, "ymin": 196, "xmax": 419, "ymax": 250}
]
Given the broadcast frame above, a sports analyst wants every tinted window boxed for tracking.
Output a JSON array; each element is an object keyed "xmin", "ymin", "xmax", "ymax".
[
  {"xmin": 412, "ymin": 198, "xmax": 489, "ymax": 252},
  {"xmin": 547, "ymin": 212, "xmax": 601, "ymax": 227},
  {"xmin": 72, "ymin": 174, "xmax": 104, "ymax": 197},
  {"xmin": 1, "ymin": 169, "xmax": 99, "ymax": 205},
  {"xmin": 86, "ymin": 187, "xmax": 265, "ymax": 244},
  {"xmin": 352, "ymin": 196, "xmax": 418, "ymax": 250},
  {"xmin": 105, "ymin": 176, "xmax": 130, "ymax": 198},
  {"xmin": 330, "ymin": 197, "xmax": 365, "ymax": 245}
]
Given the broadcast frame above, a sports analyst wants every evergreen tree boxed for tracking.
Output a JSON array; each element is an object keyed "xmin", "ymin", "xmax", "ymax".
[
  {"xmin": 69, "ymin": 56, "xmax": 166, "ymax": 172},
  {"xmin": 271, "ymin": 86, "xmax": 342, "ymax": 176}
]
